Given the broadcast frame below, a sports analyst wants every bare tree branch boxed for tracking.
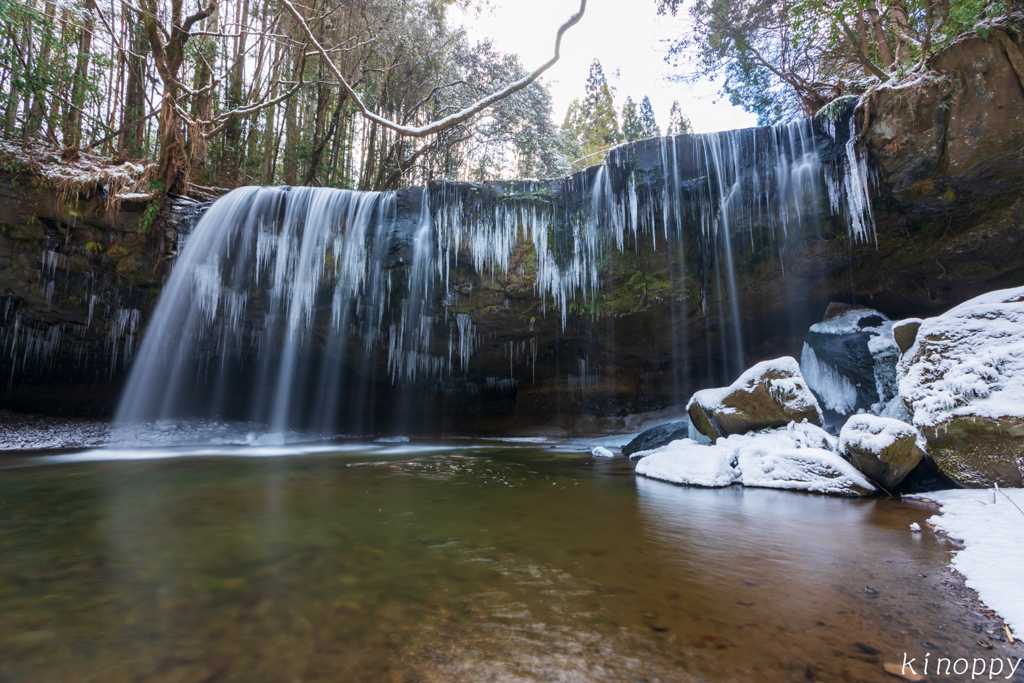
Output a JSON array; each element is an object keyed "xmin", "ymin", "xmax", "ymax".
[{"xmin": 281, "ymin": 0, "xmax": 587, "ymax": 138}]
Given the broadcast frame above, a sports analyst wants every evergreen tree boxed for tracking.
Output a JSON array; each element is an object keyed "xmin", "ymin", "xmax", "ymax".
[
  {"xmin": 639, "ymin": 96, "xmax": 660, "ymax": 138},
  {"xmin": 564, "ymin": 59, "xmax": 620, "ymax": 171},
  {"xmin": 582, "ymin": 59, "xmax": 619, "ymax": 147},
  {"xmin": 666, "ymin": 100, "xmax": 692, "ymax": 136},
  {"xmin": 621, "ymin": 96, "xmax": 641, "ymax": 142}
]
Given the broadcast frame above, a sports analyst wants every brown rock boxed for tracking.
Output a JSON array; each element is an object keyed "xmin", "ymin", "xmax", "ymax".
[
  {"xmin": 687, "ymin": 357, "xmax": 823, "ymax": 443},
  {"xmin": 891, "ymin": 319, "xmax": 921, "ymax": 355}
]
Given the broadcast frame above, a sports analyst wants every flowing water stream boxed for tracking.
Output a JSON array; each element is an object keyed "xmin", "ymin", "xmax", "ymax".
[{"xmin": 0, "ymin": 444, "xmax": 998, "ymax": 682}]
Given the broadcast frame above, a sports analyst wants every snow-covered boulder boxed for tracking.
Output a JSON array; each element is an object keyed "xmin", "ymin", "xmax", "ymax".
[
  {"xmin": 736, "ymin": 446, "xmax": 876, "ymax": 496},
  {"xmin": 634, "ymin": 422, "xmax": 874, "ymax": 496},
  {"xmin": 839, "ymin": 414, "xmax": 926, "ymax": 490},
  {"xmin": 633, "ymin": 439, "xmax": 740, "ymax": 487},
  {"xmin": 897, "ymin": 286, "xmax": 1024, "ymax": 487},
  {"xmin": 800, "ymin": 305, "xmax": 899, "ymax": 416},
  {"xmin": 622, "ymin": 420, "xmax": 688, "ymax": 458},
  {"xmin": 687, "ymin": 357, "xmax": 823, "ymax": 443}
]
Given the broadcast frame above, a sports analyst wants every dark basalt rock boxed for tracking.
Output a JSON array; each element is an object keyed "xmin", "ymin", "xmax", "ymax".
[{"xmin": 622, "ymin": 421, "xmax": 689, "ymax": 459}]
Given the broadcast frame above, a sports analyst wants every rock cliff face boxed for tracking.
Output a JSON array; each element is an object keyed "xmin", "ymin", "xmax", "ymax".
[
  {"xmin": 3, "ymin": 33, "xmax": 1024, "ymax": 431},
  {"xmin": 0, "ymin": 150, "xmax": 202, "ymax": 415}
]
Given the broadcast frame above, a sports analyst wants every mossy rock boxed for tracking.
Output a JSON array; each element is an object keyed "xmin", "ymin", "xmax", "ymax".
[{"xmin": 923, "ymin": 415, "xmax": 1024, "ymax": 487}]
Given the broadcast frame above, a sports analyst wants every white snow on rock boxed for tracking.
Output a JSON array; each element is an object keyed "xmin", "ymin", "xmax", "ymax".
[
  {"xmin": 839, "ymin": 414, "xmax": 926, "ymax": 455},
  {"xmin": 809, "ymin": 308, "xmax": 890, "ymax": 335},
  {"xmin": 801, "ymin": 342, "xmax": 857, "ymax": 414},
  {"xmin": 737, "ymin": 446, "xmax": 873, "ymax": 495},
  {"xmin": 907, "ymin": 488, "xmax": 1024, "ymax": 635},
  {"xmin": 634, "ymin": 439, "xmax": 740, "ymax": 487},
  {"xmin": 687, "ymin": 356, "xmax": 821, "ymax": 416},
  {"xmin": 634, "ymin": 421, "xmax": 873, "ymax": 495},
  {"xmin": 897, "ymin": 286, "xmax": 1024, "ymax": 428},
  {"xmin": 591, "ymin": 446, "xmax": 615, "ymax": 458}
]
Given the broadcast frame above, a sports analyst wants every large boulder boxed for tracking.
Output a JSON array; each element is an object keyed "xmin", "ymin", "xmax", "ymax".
[
  {"xmin": 839, "ymin": 414, "xmax": 927, "ymax": 490},
  {"xmin": 687, "ymin": 357, "xmax": 823, "ymax": 443},
  {"xmin": 635, "ymin": 422, "xmax": 875, "ymax": 496},
  {"xmin": 800, "ymin": 306, "xmax": 899, "ymax": 416},
  {"xmin": 897, "ymin": 286, "xmax": 1024, "ymax": 487},
  {"xmin": 622, "ymin": 420, "xmax": 689, "ymax": 459}
]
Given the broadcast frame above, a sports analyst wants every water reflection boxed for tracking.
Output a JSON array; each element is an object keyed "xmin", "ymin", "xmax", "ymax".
[{"xmin": 0, "ymin": 449, "xmax": 991, "ymax": 682}]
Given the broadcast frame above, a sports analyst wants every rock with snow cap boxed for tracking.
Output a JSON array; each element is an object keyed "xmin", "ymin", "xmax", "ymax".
[
  {"xmin": 839, "ymin": 414, "xmax": 927, "ymax": 490},
  {"xmin": 635, "ymin": 422, "xmax": 875, "ymax": 496},
  {"xmin": 800, "ymin": 305, "xmax": 899, "ymax": 416},
  {"xmin": 896, "ymin": 286, "xmax": 1024, "ymax": 487},
  {"xmin": 687, "ymin": 357, "xmax": 823, "ymax": 443}
]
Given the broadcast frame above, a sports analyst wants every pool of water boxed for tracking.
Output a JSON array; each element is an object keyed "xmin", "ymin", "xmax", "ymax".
[{"xmin": 0, "ymin": 443, "xmax": 988, "ymax": 681}]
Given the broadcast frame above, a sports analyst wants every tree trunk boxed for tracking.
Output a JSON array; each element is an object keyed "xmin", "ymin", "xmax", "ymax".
[
  {"xmin": 156, "ymin": 85, "xmax": 189, "ymax": 194},
  {"xmin": 282, "ymin": 41, "xmax": 301, "ymax": 185},
  {"xmin": 67, "ymin": 0, "xmax": 95, "ymax": 148},
  {"xmin": 190, "ymin": 10, "xmax": 217, "ymax": 181},
  {"xmin": 866, "ymin": 6, "xmax": 894, "ymax": 69},
  {"xmin": 120, "ymin": 17, "xmax": 148, "ymax": 156}
]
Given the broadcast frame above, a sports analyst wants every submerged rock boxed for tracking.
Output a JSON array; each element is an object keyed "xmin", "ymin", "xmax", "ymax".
[
  {"xmin": 839, "ymin": 414, "xmax": 927, "ymax": 490},
  {"xmin": 897, "ymin": 286, "xmax": 1024, "ymax": 487},
  {"xmin": 800, "ymin": 306, "xmax": 899, "ymax": 416},
  {"xmin": 687, "ymin": 357, "xmax": 823, "ymax": 443},
  {"xmin": 622, "ymin": 420, "xmax": 689, "ymax": 458}
]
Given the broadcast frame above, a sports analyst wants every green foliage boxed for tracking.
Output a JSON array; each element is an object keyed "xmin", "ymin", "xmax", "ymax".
[
  {"xmin": 638, "ymin": 96, "xmax": 661, "ymax": 138},
  {"xmin": 561, "ymin": 60, "xmax": 623, "ymax": 171},
  {"xmin": 137, "ymin": 199, "xmax": 160, "ymax": 235},
  {"xmin": 84, "ymin": 241, "xmax": 102, "ymax": 254},
  {"xmin": 622, "ymin": 96, "xmax": 642, "ymax": 142}
]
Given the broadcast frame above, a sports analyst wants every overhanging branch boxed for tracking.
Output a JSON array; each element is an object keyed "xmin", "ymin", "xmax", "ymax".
[{"xmin": 281, "ymin": 0, "xmax": 587, "ymax": 138}]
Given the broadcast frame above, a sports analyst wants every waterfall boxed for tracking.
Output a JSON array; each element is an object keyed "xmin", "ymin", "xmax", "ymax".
[{"xmin": 116, "ymin": 115, "xmax": 876, "ymax": 433}]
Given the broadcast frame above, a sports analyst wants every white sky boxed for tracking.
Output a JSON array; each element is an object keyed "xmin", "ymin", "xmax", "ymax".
[{"xmin": 451, "ymin": 0, "xmax": 758, "ymax": 134}]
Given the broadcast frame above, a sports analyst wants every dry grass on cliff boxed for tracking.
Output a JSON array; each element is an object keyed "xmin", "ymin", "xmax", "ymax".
[{"xmin": 0, "ymin": 139, "xmax": 156, "ymax": 212}]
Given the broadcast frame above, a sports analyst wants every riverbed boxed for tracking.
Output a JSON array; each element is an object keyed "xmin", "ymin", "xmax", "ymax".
[{"xmin": 0, "ymin": 442, "xmax": 1015, "ymax": 682}]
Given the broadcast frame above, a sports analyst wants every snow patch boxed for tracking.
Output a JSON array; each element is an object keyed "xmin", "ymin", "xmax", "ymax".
[
  {"xmin": 809, "ymin": 308, "xmax": 889, "ymax": 335},
  {"xmin": 907, "ymin": 488, "xmax": 1024, "ymax": 635},
  {"xmin": 634, "ymin": 439, "xmax": 740, "ymax": 487},
  {"xmin": 591, "ymin": 446, "xmax": 615, "ymax": 458},
  {"xmin": 737, "ymin": 446, "xmax": 873, "ymax": 495}
]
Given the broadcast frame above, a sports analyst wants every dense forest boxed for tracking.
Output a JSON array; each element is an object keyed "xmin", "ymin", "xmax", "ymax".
[{"xmin": 0, "ymin": 0, "xmax": 1015, "ymax": 194}]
